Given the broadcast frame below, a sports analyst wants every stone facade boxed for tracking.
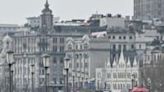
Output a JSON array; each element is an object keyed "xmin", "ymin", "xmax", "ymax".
[
  {"xmin": 65, "ymin": 35, "xmax": 110, "ymax": 90},
  {"xmin": 96, "ymin": 50, "xmax": 140, "ymax": 92}
]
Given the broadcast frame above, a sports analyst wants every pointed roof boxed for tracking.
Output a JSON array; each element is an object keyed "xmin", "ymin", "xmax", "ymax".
[
  {"xmin": 45, "ymin": 0, "xmax": 49, "ymax": 8},
  {"xmin": 42, "ymin": 0, "xmax": 52, "ymax": 13},
  {"xmin": 112, "ymin": 58, "xmax": 117, "ymax": 67},
  {"xmin": 118, "ymin": 50, "xmax": 126, "ymax": 65},
  {"xmin": 3, "ymin": 34, "xmax": 12, "ymax": 43},
  {"xmin": 106, "ymin": 58, "xmax": 111, "ymax": 68},
  {"xmin": 133, "ymin": 57, "xmax": 138, "ymax": 67},
  {"xmin": 127, "ymin": 57, "xmax": 131, "ymax": 67}
]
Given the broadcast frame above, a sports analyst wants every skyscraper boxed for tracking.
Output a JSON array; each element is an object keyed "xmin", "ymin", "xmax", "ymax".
[{"xmin": 134, "ymin": 0, "xmax": 164, "ymax": 21}]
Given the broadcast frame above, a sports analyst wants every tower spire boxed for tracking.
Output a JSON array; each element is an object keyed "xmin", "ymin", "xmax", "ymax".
[{"xmin": 45, "ymin": 0, "xmax": 49, "ymax": 8}]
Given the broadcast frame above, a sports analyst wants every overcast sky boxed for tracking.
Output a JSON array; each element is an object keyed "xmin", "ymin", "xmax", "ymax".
[{"xmin": 0, "ymin": 0, "xmax": 133, "ymax": 25}]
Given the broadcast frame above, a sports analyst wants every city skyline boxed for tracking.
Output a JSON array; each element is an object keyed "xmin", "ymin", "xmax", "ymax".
[{"xmin": 0, "ymin": 0, "xmax": 133, "ymax": 25}]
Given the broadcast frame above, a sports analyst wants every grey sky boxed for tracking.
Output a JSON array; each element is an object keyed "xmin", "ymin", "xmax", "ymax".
[{"xmin": 0, "ymin": 0, "xmax": 133, "ymax": 25}]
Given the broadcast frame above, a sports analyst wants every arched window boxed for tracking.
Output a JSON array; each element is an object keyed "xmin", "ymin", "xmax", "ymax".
[{"xmin": 67, "ymin": 44, "xmax": 73, "ymax": 50}]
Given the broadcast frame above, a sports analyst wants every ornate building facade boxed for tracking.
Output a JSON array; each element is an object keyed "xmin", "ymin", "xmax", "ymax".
[
  {"xmin": 65, "ymin": 35, "xmax": 110, "ymax": 91},
  {"xmin": 0, "ymin": 1, "xmax": 84, "ymax": 92},
  {"xmin": 96, "ymin": 50, "xmax": 140, "ymax": 92}
]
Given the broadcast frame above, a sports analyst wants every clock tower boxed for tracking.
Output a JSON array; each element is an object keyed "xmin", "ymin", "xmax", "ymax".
[{"xmin": 40, "ymin": 0, "xmax": 53, "ymax": 32}]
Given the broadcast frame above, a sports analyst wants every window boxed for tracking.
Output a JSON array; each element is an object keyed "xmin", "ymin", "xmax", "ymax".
[
  {"xmin": 139, "ymin": 44, "xmax": 141, "ymax": 49},
  {"xmin": 118, "ymin": 45, "xmax": 121, "ymax": 50},
  {"xmin": 119, "ymin": 36, "xmax": 122, "ymax": 39},
  {"xmin": 123, "ymin": 45, "xmax": 126, "ymax": 50},
  {"xmin": 80, "ymin": 45, "xmax": 83, "ymax": 49},
  {"xmin": 84, "ymin": 63, "xmax": 88, "ymax": 68},
  {"xmin": 60, "ymin": 38, "xmax": 64, "ymax": 43},
  {"xmin": 60, "ymin": 78, "xmax": 63, "ymax": 84},
  {"xmin": 53, "ymin": 38, "xmax": 57, "ymax": 43},
  {"xmin": 113, "ymin": 44, "xmax": 116, "ymax": 50},
  {"xmin": 108, "ymin": 36, "xmax": 111, "ymax": 39},
  {"xmin": 53, "ymin": 57, "xmax": 57, "ymax": 64},
  {"xmin": 68, "ymin": 44, "xmax": 72, "ymax": 50},
  {"xmin": 113, "ymin": 36, "xmax": 115, "ymax": 39},
  {"xmin": 131, "ymin": 44, "xmax": 134, "ymax": 49},
  {"xmin": 76, "ymin": 45, "xmax": 78, "ymax": 50},
  {"xmin": 129, "ymin": 36, "xmax": 133, "ymax": 39},
  {"xmin": 60, "ymin": 58, "xmax": 64, "ymax": 64},
  {"xmin": 77, "ymin": 63, "xmax": 79, "ymax": 68},
  {"xmin": 123, "ymin": 36, "xmax": 126, "ymax": 40},
  {"xmin": 53, "ymin": 78, "xmax": 57, "ymax": 84},
  {"xmin": 60, "ymin": 46, "xmax": 64, "ymax": 52},
  {"xmin": 75, "ymin": 54, "xmax": 79, "ymax": 59},
  {"xmin": 53, "ymin": 46, "xmax": 57, "ymax": 51}
]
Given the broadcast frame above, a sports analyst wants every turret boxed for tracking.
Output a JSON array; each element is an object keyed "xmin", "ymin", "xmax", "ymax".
[
  {"xmin": 127, "ymin": 57, "xmax": 131, "ymax": 67},
  {"xmin": 3, "ymin": 34, "xmax": 13, "ymax": 50},
  {"xmin": 118, "ymin": 50, "xmax": 126, "ymax": 67},
  {"xmin": 106, "ymin": 58, "xmax": 111, "ymax": 68},
  {"xmin": 112, "ymin": 58, "xmax": 117, "ymax": 68},
  {"xmin": 40, "ymin": 0, "xmax": 53, "ymax": 32},
  {"xmin": 133, "ymin": 57, "xmax": 138, "ymax": 67}
]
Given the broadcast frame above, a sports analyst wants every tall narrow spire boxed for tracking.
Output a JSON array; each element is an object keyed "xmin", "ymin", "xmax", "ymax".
[
  {"xmin": 112, "ymin": 58, "xmax": 117, "ymax": 67},
  {"xmin": 127, "ymin": 57, "xmax": 131, "ymax": 67},
  {"xmin": 133, "ymin": 57, "xmax": 138, "ymax": 67},
  {"xmin": 40, "ymin": 0, "xmax": 53, "ymax": 32},
  {"xmin": 118, "ymin": 49, "xmax": 126, "ymax": 65},
  {"xmin": 45, "ymin": 0, "xmax": 49, "ymax": 8},
  {"xmin": 106, "ymin": 58, "xmax": 111, "ymax": 68}
]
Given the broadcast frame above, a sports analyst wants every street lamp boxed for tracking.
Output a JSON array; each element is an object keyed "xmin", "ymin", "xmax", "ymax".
[
  {"xmin": 72, "ymin": 71, "xmax": 75, "ymax": 92},
  {"xmin": 11, "ymin": 65, "xmax": 14, "ymax": 92},
  {"xmin": 7, "ymin": 50, "xmax": 14, "ymax": 92},
  {"xmin": 64, "ymin": 55, "xmax": 70, "ymax": 92},
  {"xmin": 43, "ymin": 54, "xmax": 50, "ymax": 92},
  {"xmin": 31, "ymin": 64, "xmax": 35, "ymax": 92},
  {"xmin": 131, "ymin": 74, "xmax": 135, "ymax": 89},
  {"xmin": 147, "ymin": 78, "xmax": 151, "ymax": 92}
]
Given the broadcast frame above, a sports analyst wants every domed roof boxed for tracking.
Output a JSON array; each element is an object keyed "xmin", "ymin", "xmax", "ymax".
[{"xmin": 3, "ymin": 34, "xmax": 12, "ymax": 43}]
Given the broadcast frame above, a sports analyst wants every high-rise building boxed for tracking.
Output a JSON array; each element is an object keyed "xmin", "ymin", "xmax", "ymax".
[{"xmin": 134, "ymin": 0, "xmax": 164, "ymax": 21}]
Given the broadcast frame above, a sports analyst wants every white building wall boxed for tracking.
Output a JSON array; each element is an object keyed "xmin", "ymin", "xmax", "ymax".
[{"xmin": 100, "ymin": 17, "xmax": 125, "ymax": 29}]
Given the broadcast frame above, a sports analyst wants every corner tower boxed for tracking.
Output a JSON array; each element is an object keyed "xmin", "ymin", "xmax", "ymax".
[{"xmin": 40, "ymin": 0, "xmax": 53, "ymax": 32}]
